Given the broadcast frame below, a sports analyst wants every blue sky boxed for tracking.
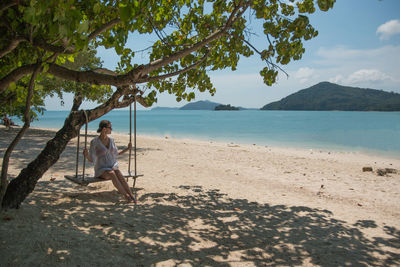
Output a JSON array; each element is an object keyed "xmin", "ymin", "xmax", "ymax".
[{"xmin": 45, "ymin": 0, "xmax": 400, "ymax": 110}]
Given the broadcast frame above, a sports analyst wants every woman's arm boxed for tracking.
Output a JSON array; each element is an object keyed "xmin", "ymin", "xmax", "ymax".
[
  {"xmin": 83, "ymin": 139, "xmax": 96, "ymax": 163},
  {"xmin": 118, "ymin": 142, "xmax": 132, "ymax": 155},
  {"xmin": 83, "ymin": 148, "xmax": 93, "ymax": 163}
]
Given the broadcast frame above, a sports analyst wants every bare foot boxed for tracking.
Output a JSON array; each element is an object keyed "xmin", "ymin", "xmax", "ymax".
[{"xmin": 124, "ymin": 195, "xmax": 134, "ymax": 202}]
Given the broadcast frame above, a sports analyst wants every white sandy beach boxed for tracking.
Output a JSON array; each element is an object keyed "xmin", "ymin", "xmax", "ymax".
[{"xmin": 1, "ymin": 126, "xmax": 399, "ymax": 266}]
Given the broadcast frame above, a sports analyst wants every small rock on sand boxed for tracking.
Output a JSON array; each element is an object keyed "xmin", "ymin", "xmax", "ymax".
[{"xmin": 362, "ymin": 167, "xmax": 373, "ymax": 172}]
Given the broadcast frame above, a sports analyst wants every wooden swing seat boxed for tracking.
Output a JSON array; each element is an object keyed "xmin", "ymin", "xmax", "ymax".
[{"xmin": 64, "ymin": 174, "xmax": 143, "ymax": 186}]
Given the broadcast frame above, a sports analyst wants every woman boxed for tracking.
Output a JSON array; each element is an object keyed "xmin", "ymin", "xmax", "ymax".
[{"xmin": 83, "ymin": 120, "xmax": 135, "ymax": 202}]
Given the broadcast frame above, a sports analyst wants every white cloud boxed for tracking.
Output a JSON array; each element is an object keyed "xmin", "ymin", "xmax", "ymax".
[
  {"xmin": 377, "ymin": 19, "xmax": 400, "ymax": 40},
  {"xmin": 295, "ymin": 67, "xmax": 315, "ymax": 83},
  {"xmin": 329, "ymin": 69, "xmax": 393, "ymax": 85},
  {"xmin": 153, "ymin": 43, "xmax": 400, "ymax": 108},
  {"xmin": 347, "ymin": 69, "xmax": 392, "ymax": 84},
  {"xmin": 313, "ymin": 45, "xmax": 400, "ymax": 89}
]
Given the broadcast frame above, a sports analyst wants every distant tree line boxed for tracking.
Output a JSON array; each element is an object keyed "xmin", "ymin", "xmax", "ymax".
[{"xmin": 215, "ymin": 104, "xmax": 240, "ymax": 110}]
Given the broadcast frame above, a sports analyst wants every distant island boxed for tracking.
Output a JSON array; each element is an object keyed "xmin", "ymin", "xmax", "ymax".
[
  {"xmin": 179, "ymin": 100, "xmax": 221, "ymax": 110},
  {"xmin": 151, "ymin": 100, "xmax": 221, "ymax": 110},
  {"xmin": 152, "ymin": 101, "xmax": 252, "ymax": 110},
  {"xmin": 151, "ymin": 82, "xmax": 400, "ymax": 112},
  {"xmin": 261, "ymin": 82, "xmax": 400, "ymax": 111},
  {"xmin": 214, "ymin": 104, "xmax": 240, "ymax": 110}
]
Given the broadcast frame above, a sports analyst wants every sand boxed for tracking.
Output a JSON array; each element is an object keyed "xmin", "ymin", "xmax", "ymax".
[{"xmin": 1, "ymin": 126, "xmax": 399, "ymax": 266}]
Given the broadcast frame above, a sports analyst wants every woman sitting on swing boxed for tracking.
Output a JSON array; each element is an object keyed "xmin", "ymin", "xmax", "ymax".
[{"xmin": 83, "ymin": 120, "xmax": 135, "ymax": 202}]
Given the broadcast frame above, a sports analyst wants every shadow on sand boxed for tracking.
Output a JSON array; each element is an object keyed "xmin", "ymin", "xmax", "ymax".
[
  {"xmin": 1, "ymin": 181, "xmax": 399, "ymax": 266},
  {"xmin": 0, "ymin": 127, "xmax": 153, "ymax": 176}
]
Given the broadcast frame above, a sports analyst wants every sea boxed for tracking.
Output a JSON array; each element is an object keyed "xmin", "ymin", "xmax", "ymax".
[{"xmin": 20, "ymin": 110, "xmax": 400, "ymax": 157}]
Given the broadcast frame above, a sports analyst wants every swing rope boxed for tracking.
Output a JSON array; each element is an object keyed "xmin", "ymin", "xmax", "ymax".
[
  {"xmin": 74, "ymin": 110, "xmax": 89, "ymax": 181},
  {"xmin": 133, "ymin": 96, "xmax": 138, "ymax": 188},
  {"xmin": 127, "ymin": 96, "xmax": 138, "ymax": 190},
  {"xmin": 75, "ymin": 124, "xmax": 80, "ymax": 178},
  {"xmin": 128, "ymin": 99, "xmax": 132, "ymax": 177},
  {"xmin": 82, "ymin": 110, "xmax": 89, "ymax": 181}
]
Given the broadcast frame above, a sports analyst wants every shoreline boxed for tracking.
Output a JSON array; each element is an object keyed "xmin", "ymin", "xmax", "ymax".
[
  {"xmin": 12, "ymin": 109, "xmax": 399, "ymax": 158},
  {"xmin": 1, "ymin": 126, "xmax": 400, "ymax": 265},
  {"xmin": 9, "ymin": 124, "xmax": 400, "ymax": 159}
]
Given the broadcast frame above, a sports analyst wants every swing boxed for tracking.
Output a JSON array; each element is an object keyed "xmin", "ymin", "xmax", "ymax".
[{"xmin": 65, "ymin": 97, "xmax": 143, "ymax": 186}]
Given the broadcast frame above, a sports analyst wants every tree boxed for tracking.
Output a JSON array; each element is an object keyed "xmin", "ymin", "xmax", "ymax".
[{"xmin": 0, "ymin": 0, "xmax": 335, "ymax": 209}]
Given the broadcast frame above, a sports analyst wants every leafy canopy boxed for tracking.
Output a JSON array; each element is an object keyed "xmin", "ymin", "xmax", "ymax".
[
  {"xmin": 0, "ymin": 48, "xmax": 112, "ymax": 119},
  {"xmin": 0, "ymin": 0, "xmax": 336, "ymax": 112}
]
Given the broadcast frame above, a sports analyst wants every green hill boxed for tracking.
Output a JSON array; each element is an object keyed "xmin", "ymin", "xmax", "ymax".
[
  {"xmin": 180, "ymin": 100, "xmax": 221, "ymax": 110},
  {"xmin": 261, "ymin": 82, "xmax": 400, "ymax": 111}
]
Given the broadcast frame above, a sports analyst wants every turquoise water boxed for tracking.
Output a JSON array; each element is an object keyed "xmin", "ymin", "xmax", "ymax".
[{"xmin": 26, "ymin": 110, "xmax": 400, "ymax": 156}]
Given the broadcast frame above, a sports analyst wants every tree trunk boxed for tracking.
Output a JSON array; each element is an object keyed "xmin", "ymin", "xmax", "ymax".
[
  {"xmin": 0, "ymin": 125, "xmax": 29, "ymax": 207},
  {"xmin": 1, "ymin": 86, "xmax": 141, "ymax": 210},
  {"xmin": 1, "ymin": 111, "xmax": 83, "ymax": 209},
  {"xmin": 1, "ymin": 66, "xmax": 39, "ymax": 208}
]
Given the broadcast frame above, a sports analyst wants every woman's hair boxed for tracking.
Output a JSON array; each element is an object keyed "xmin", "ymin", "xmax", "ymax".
[{"xmin": 97, "ymin": 120, "xmax": 111, "ymax": 133}]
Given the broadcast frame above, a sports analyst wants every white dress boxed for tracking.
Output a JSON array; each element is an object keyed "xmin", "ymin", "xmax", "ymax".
[{"xmin": 89, "ymin": 136, "xmax": 119, "ymax": 177}]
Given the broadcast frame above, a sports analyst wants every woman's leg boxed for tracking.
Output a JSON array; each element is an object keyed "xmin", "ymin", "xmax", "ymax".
[
  {"xmin": 114, "ymin": 169, "xmax": 135, "ymax": 200},
  {"xmin": 100, "ymin": 170, "xmax": 133, "ymax": 201}
]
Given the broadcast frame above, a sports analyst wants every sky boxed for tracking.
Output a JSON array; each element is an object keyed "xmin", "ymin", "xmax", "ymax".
[{"xmin": 45, "ymin": 0, "xmax": 400, "ymax": 110}]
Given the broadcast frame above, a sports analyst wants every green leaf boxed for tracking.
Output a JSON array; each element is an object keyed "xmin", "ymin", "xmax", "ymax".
[
  {"xmin": 94, "ymin": 3, "xmax": 101, "ymax": 13},
  {"xmin": 119, "ymin": 4, "xmax": 131, "ymax": 22},
  {"xmin": 67, "ymin": 55, "xmax": 75, "ymax": 63},
  {"xmin": 23, "ymin": 6, "xmax": 36, "ymax": 24},
  {"xmin": 318, "ymin": 0, "xmax": 335, "ymax": 11},
  {"xmin": 1, "ymin": 0, "xmax": 337, "ymax": 121},
  {"xmin": 59, "ymin": 24, "xmax": 68, "ymax": 36},
  {"xmin": 78, "ymin": 20, "xmax": 89, "ymax": 34},
  {"xmin": 9, "ymin": 82, "xmax": 16, "ymax": 90},
  {"xmin": 42, "ymin": 63, "xmax": 50, "ymax": 73}
]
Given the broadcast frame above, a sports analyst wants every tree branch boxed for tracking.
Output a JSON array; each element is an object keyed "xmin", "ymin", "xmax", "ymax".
[
  {"xmin": 114, "ymin": 89, "xmax": 149, "ymax": 108},
  {"xmin": 0, "ymin": 91, "xmax": 16, "ymax": 106},
  {"xmin": 87, "ymin": 18, "xmax": 122, "ymax": 41},
  {"xmin": 32, "ymin": 39, "xmax": 76, "ymax": 54},
  {"xmin": 0, "ymin": 64, "xmax": 39, "ymax": 95},
  {"xmin": 84, "ymin": 84, "xmax": 148, "ymax": 124},
  {"xmin": 147, "ymin": 15, "xmax": 169, "ymax": 46},
  {"xmin": 46, "ymin": 63, "xmax": 139, "ymax": 86},
  {"xmin": 0, "ymin": 0, "xmax": 17, "ymax": 14},
  {"xmin": 0, "ymin": 63, "xmax": 133, "ymax": 95},
  {"xmin": 132, "ymin": 94, "xmax": 148, "ymax": 107},
  {"xmin": 242, "ymin": 38, "xmax": 288, "ymax": 77},
  {"xmin": 0, "ymin": 64, "xmax": 40, "ymax": 207},
  {"xmin": 114, "ymin": 95, "xmax": 135, "ymax": 109},
  {"xmin": 71, "ymin": 93, "xmax": 83, "ymax": 111},
  {"xmin": 0, "ymin": 37, "xmax": 26, "ymax": 58},
  {"xmin": 139, "ymin": 3, "xmax": 249, "ymax": 77},
  {"xmin": 92, "ymin": 68, "xmax": 118, "ymax": 75},
  {"xmin": 90, "ymin": 68, "xmax": 150, "ymax": 108},
  {"xmin": 31, "ymin": 18, "xmax": 122, "ymax": 55},
  {"xmin": 0, "ymin": 4, "xmax": 249, "ymax": 94},
  {"xmin": 137, "ymin": 50, "xmax": 209, "ymax": 83}
]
